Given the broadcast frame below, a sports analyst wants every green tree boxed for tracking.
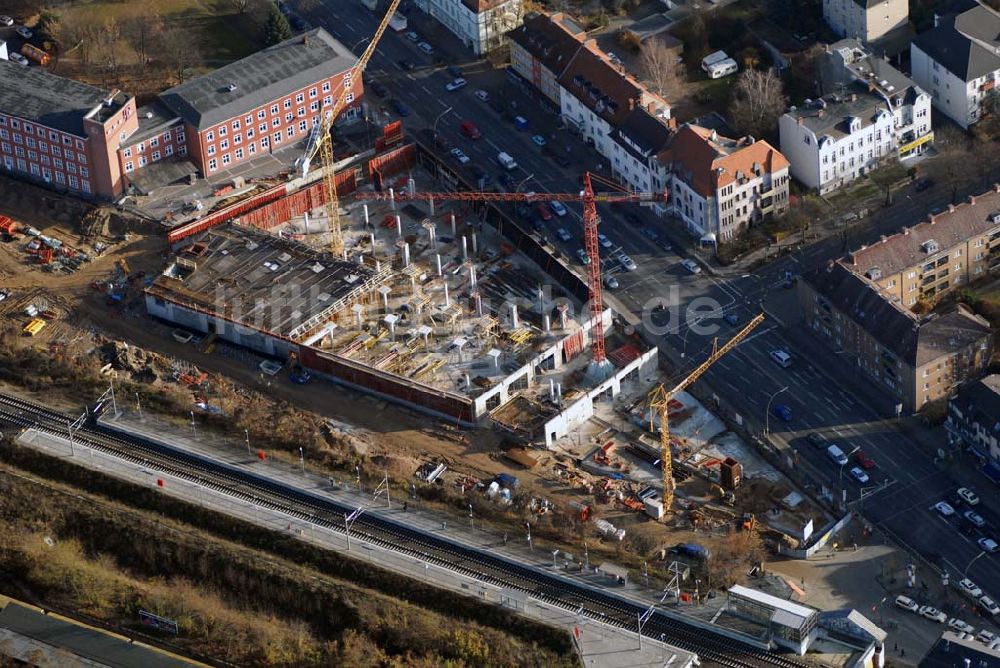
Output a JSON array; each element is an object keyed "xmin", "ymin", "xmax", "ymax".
[{"xmin": 263, "ymin": 5, "xmax": 292, "ymax": 46}]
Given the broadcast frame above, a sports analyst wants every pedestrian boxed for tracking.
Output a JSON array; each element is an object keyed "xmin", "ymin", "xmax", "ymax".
[
  {"xmin": 894, "ymin": 642, "xmax": 898, "ymax": 651},
  {"xmin": 901, "ymin": 648, "xmax": 905, "ymax": 658},
  {"xmin": 503, "ymin": 532, "xmax": 508, "ymax": 545},
  {"xmin": 403, "ymin": 501, "xmax": 408, "ymax": 512}
]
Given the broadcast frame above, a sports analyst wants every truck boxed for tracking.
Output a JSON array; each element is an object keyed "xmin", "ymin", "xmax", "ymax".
[
  {"xmin": 21, "ymin": 44, "xmax": 50, "ymax": 66},
  {"xmin": 388, "ymin": 12, "xmax": 407, "ymax": 31}
]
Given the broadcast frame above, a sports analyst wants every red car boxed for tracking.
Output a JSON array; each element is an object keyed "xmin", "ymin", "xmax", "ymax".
[
  {"xmin": 536, "ymin": 204, "xmax": 553, "ymax": 221},
  {"xmin": 853, "ymin": 450, "xmax": 876, "ymax": 470}
]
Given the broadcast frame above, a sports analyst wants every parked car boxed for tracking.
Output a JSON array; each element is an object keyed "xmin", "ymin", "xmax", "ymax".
[
  {"xmin": 549, "ymin": 201, "xmax": 567, "ymax": 217},
  {"xmin": 723, "ymin": 312, "xmax": 739, "ymax": 326},
  {"xmin": 965, "ymin": 510, "xmax": 987, "ymax": 528},
  {"xmin": 934, "ymin": 501, "xmax": 956, "ymax": 517},
  {"xmin": 259, "ymin": 360, "xmax": 282, "ymax": 376},
  {"xmin": 848, "ymin": 467, "xmax": 870, "ymax": 484},
  {"xmin": 680, "ymin": 259, "xmax": 701, "ymax": 274},
  {"xmin": 919, "ymin": 606, "xmax": 947, "ymax": 623},
  {"xmin": 807, "ymin": 432, "xmax": 828, "ymax": 449},
  {"xmin": 895, "ymin": 595, "xmax": 919, "ymax": 612},
  {"xmin": 0, "ymin": 15, "xmax": 13, "ymax": 27},
  {"xmin": 958, "ymin": 578, "xmax": 983, "ymax": 598},
  {"xmin": 391, "ymin": 99, "xmax": 411, "ymax": 116},
  {"xmin": 405, "ymin": 30, "xmax": 420, "ymax": 42},
  {"xmin": 959, "ymin": 487, "xmax": 981, "ymax": 505},
  {"xmin": 978, "ymin": 630, "xmax": 998, "ymax": 644},
  {"xmin": 474, "ymin": 89, "xmax": 490, "ymax": 102},
  {"xmin": 15, "ymin": 26, "xmax": 32, "ymax": 39},
  {"xmin": 641, "ymin": 227, "xmax": 659, "ymax": 241},
  {"xmin": 949, "ymin": 618, "xmax": 976, "ymax": 634},
  {"xmin": 596, "ymin": 233, "xmax": 612, "ymax": 249},
  {"xmin": 656, "ymin": 238, "xmax": 673, "ymax": 252},
  {"xmin": 575, "ymin": 248, "xmax": 591, "ymax": 265},
  {"xmin": 669, "ymin": 543, "xmax": 710, "ymax": 560},
  {"xmin": 445, "ymin": 77, "xmax": 467, "ymax": 92},
  {"xmin": 556, "ymin": 228, "xmax": 572, "ymax": 242},
  {"xmin": 915, "ymin": 178, "xmax": 934, "ymax": 192},
  {"xmin": 772, "ymin": 403, "xmax": 793, "ymax": 422},
  {"xmin": 853, "ymin": 450, "xmax": 876, "ymax": 470},
  {"xmin": 769, "ymin": 349, "xmax": 793, "ymax": 368},
  {"xmin": 397, "ymin": 59, "xmax": 415, "ymax": 71},
  {"xmin": 537, "ymin": 204, "xmax": 553, "ymax": 221},
  {"xmin": 446, "ymin": 65, "xmax": 463, "ymax": 77},
  {"xmin": 603, "ymin": 274, "xmax": 619, "ymax": 289},
  {"xmin": 826, "ymin": 445, "xmax": 848, "ymax": 465},
  {"xmin": 418, "ymin": 41, "xmax": 434, "ymax": 55},
  {"xmin": 618, "ymin": 254, "xmax": 637, "ymax": 271},
  {"xmin": 8, "ymin": 52, "xmax": 28, "ymax": 67},
  {"xmin": 982, "ymin": 595, "xmax": 1000, "ymax": 614},
  {"xmin": 531, "ymin": 134, "xmax": 547, "ymax": 147},
  {"xmin": 449, "ymin": 148, "xmax": 470, "ymax": 164}
]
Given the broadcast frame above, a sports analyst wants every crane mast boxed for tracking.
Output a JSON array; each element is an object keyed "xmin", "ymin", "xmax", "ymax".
[
  {"xmin": 312, "ymin": 0, "xmax": 401, "ymax": 258},
  {"xmin": 648, "ymin": 313, "xmax": 764, "ymax": 513}
]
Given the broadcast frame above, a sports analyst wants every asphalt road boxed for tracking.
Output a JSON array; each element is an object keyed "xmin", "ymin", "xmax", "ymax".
[{"xmin": 301, "ymin": 0, "xmax": 1000, "ymax": 621}]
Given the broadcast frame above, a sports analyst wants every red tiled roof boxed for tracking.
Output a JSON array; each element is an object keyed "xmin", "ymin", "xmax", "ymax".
[
  {"xmin": 462, "ymin": 0, "xmax": 515, "ymax": 11},
  {"xmin": 507, "ymin": 12, "xmax": 586, "ymax": 78},
  {"xmin": 559, "ymin": 42, "xmax": 665, "ymax": 126},
  {"xmin": 657, "ymin": 125, "xmax": 789, "ymax": 198}
]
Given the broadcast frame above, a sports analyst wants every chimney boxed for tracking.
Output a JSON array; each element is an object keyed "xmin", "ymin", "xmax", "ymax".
[
  {"xmin": 995, "ymin": 183, "xmax": 1000, "ymax": 193},
  {"xmin": 881, "ymin": 235, "xmax": 888, "ymax": 243},
  {"xmin": 930, "ymin": 215, "xmax": 937, "ymax": 224},
  {"xmin": 851, "ymin": 93, "xmax": 857, "ymax": 101},
  {"xmin": 817, "ymin": 110, "xmax": 824, "ymax": 118},
  {"xmin": 303, "ymin": 34, "xmax": 309, "ymax": 46},
  {"xmin": 970, "ymin": 195, "xmax": 977, "ymax": 205},
  {"xmin": 797, "ymin": 116, "xmax": 804, "ymax": 125},
  {"xmin": 868, "ymin": 82, "xmax": 876, "ymax": 93},
  {"xmin": 949, "ymin": 204, "xmax": 956, "ymax": 213},
  {"xmin": 629, "ymin": 98, "xmax": 635, "ymax": 111},
  {"xmin": 903, "ymin": 227, "xmax": 910, "ymax": 235}
]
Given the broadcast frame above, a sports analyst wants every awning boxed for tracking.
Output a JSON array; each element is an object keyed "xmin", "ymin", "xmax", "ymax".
[
  {"xmin": 899, "ymin": 132, "xmax": 933, "ymax": 155},
  {"xmin": 981, "ymin": 460, "xmax": 1000, "ymax": 485}
]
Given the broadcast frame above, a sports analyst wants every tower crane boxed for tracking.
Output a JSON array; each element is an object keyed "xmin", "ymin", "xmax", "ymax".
[
  {"xmin": 298, "ymin": 0, "xmax": 402, "ymax": 258},
  {"xmin": 648, "ymin": 313, "xmax": 764, "ymax": 514},
  {"xmin": 354, "ymin": 171, "xmax": 667, "ymax": 369}
]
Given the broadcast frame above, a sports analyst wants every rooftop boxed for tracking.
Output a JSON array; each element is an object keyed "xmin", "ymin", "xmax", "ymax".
[
  {"xmin": 129, "ymin": 100, "xmax": 182, "ymax": 145},
  {"xmin": 847, "ymin": 186, "xmax": 1000, "ymax": 279},
  {"xmin": 0, "ymin": 60, "xmax": 117, "ymax": 136},
  {"xmin": 612, "ymin": 107, "xmax": 674, "ymax": 163},
  {"xmin": 825, "ymin": 38, "xmax": 921, "ymax": 102},
  {"xmin": 158, "ymin": 28, "xmax": 356, "ymax": 131},
  {"xmin": 146, "ymin": 224, "xmax": 389, "ymax": 339},
  {"xmin": 658, "ymin": 125, "xmax": 789, "ymax": 198},
  {"xmin": 912, "ymin": 4, "xmax": 1000, "ymax": 81},
  {"xmin": 784, "ymin": 81, "xmax": 891, "ymax": 139},
  {"xmin": 728, "ymin": 585, "xmax": 818, "ymax": 629},
  {"xmin": 952, "ymin": 374, "xmax": 1000, "ymax": 427},
  {"xmin": 802, "ymin": 262, "xmax": 991, "ymax": 366},
  {"xmin": 559, "ymin": 41, "xmax": 670, "ymax": 127},
  {"xmin": 508, "ymin": 12, "xmax": 587, "ymax": 79}
]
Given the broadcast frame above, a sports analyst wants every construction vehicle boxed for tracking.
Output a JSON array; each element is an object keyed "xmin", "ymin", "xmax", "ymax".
[
  {"xmin": 648, "ymin": 313, "xmax": 764, "ymax": 516},
  {"xmin": 356, "ymin": 172, "xmax": 668, "ymax": 370},
  {"xmin": 711, "ymin": 483, "xmax": 736, "ymax": 508},
  {"xmin": 22, "ymin": 318, "xmax": 46, "ymax": 336},
  {"xmin": 20, "ymin": 44, "xmax": 50, "ymax": 66},
  {"xmin": 116, "ymin": 258, "xmax": 131, "ymax": 275},
  {"xmin": 297, "ymin": 0, "xmax": 401, "ymax": 257}
]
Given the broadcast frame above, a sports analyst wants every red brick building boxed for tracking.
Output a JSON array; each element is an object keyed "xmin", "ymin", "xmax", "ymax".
[{"xmin": 0, "ymin": 29, "xmax": 360, "ymax": 200}]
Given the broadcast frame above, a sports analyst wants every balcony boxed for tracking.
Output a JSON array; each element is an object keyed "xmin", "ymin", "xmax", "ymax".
[{"xmin": 982, "ymin": 80, "xmax": 996, "ymax": 93}]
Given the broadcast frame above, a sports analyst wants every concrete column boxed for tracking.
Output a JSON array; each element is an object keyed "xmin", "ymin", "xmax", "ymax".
[
  {"xmin": 471, "ymin": 232, "xmax": 478, "ymax": 254},
  {"xmin": 435, "ymin": 253, "xmax": 442, "ymax": 276},
  {"xmin": 558, "ymin": 304, "xmax": 568, "ymax": 329},
  {"xmin": 430, "ymin": 197, "xmax": 436, "ymax": 217},
  {"xmin": 303, "ymin": 212, "xmax": 310, "ymax": 234},
  {"xmin": 469, "ymin": 264, "xmax": 477, "ymax": 289},
  {"xmin": 510, "ymin": 303, "xmax": 519, "ymax": 329},
  {"xmin": 370, "ymin": 233, "xmax": 376, "ymax": 250},
  {"xmin": 408, "ymin": 177, "xmax": 416, "ymax": 196},
  {"xmin": 363, "ymin": 204, "xmax": 370, "ymax": 227},
  {"xmin": 402, "ymin": 242, "xmax": 410, "ymax": 267},
  {"xmin": 396, "ymin": 215, "xmax": 402, "ymax": 238},
  {"xmin": 543, "ymin": 314, "xmax": 551, "ymax": 332},
  {"xmin": 389, "ymin": 187, "xmax": 396, "ymax": 211},
  {"xmin": 450, "ymin": 213, "xmax": 457, "ymax": 236},
  {"xmin": 444, "ymin": 283, "xmax": 450, "ymax": 307},
  {"xmin": 353, "ymin": 304, "xmax": 364, "ymax": 328},
  {"xmin": 474, "ymin": 291, "xmax": 483, "ymax": 316},
  {"xmin": 461, "ymin": 236, "xmax": 468, "ymax": 260}
]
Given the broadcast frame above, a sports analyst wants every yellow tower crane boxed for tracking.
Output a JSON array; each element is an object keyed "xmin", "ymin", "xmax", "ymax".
[
  {"xmin": 299, "ymin": 0, "xmax": 402, "ymax": 257},
  {"xmin": 648, "ymin": 313, "xmax": 764, "ymax": 514}
]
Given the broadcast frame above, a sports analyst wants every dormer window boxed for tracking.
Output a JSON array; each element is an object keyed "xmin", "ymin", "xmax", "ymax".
[{"xmin": 923, "ymin": 239, "xmax": 939, "ymax": 254}]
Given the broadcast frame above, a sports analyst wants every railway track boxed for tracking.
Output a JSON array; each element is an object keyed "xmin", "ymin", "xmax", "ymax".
[{"xmin": 0, "ymin": 392, "xmax": 810, "ymax": 668}]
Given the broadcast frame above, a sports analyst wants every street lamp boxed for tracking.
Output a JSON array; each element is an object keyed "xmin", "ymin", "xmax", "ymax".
[
  {"xmin": 764, "ymin": 386, "xmax": 789, "ymax": 435},
  {"xmin": 838, "ymin": 445, "xmax": 862, "ymax": 487},
  {"xmin": 432, "ymin": 106, "xmax": 453, "ymax": 136},
  {"xmin": 966, "ymin": 549, "xmax": 988, "ymax": 576},
  {"xmin": 299, "ymin": 447, "xmax": 305, "ymax": 475},
  {"xmin": 350, "ymin": 37, "xmax": 370, "ymax": 53}
]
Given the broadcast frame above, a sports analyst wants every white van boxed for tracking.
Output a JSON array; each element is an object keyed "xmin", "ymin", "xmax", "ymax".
[
  {"xmin": 497, "ymin": 152, "xmax": 518, "ymax": 170},
  {"xmin": 826, "ymin": 444, "xmax": 848, "ymax": 466},
  {"xmin": 701, "ymin": 50, "xmax": 738, "ymax": 79}
]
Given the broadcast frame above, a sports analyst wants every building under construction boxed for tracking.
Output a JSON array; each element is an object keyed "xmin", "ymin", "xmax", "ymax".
[{"xmin": 147, "ymin": 198, "xmax": 656, "ymax": 427}]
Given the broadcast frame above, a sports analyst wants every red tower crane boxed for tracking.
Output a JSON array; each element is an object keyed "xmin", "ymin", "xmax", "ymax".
[{"xmin": 355, "ymin": 172, "xmax": 668, "ymax": 369}]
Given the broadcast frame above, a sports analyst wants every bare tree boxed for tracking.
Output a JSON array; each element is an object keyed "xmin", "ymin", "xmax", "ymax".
[
  {"xmin": 122, "ymin": 7, "xmax": 163, "ymax": 71},
  {"xmin": 61, "ymin": 13, "xmax": 101, "ymax": 67},
  {"xmin": 161, "ymin": 28, "xmax": 200, "ymax": 84},
  {"xmin": 934, "ymin": 125, "xmax": 973, "ymax": 203},
  {"xmin": 728, "ymin": 69, "xmax": 787, "ymax": 139},
  {"xmin": 638, "ymin": 37, "xmax": 684, "ymax": 99},
  {"xmin": 232, "ymin": 0, "xmax": 252, "ymax": 13}
]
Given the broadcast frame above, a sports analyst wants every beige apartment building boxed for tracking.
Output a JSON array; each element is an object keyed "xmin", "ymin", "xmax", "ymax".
[
  {"xmin": 845, "ymin": 185, "xmax": 1000, "ymax": 307},
  {"xmin": 800, "ymin": 261, "xmax": 992, "ymax": 412},
  {"xmin": 822, "ymin": 0, "xmax": 908, "ymax": 43}
]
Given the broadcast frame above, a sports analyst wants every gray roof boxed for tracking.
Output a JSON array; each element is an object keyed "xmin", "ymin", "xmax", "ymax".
[
  {"xmin": 803, "ymin": 261, "xmax": 991, "ymax": 366},
  {"xmin": 825, "ymin": 38, "xmax": 920, "ymax": 102},
  {"xmin": 0, "ymin": 60, "xmax": 110, "ymax": 136},
  {"xmin": 0, "ymin": 602, "xmax": 202, "ymax": 668},
  {"xmin": 952, "ymin": 374, "xmax": 1000, "ymax": 429},
  {"xmin": 921, "ymin": 630, "xmax": 1000, "ymax": 668},
  {"xmin": 785, "ymin": 81, "xmax": 890, "ymax": 140},
  {"xmin": 728, "ymin": 585, "xmax": 817, "ymax": 629},
  {"xmin": 158, "ymin": 28, "xmax": 355, "ymax": 131},
  {"xmin": 818, "ymin": 609, "xmax": 887, "ymax": 644},
  {"xmin": 612, "ymin": 107, "xmax": 672, "ymax": 162},
  {"xmin": 912, "ymin": 11, "xmax": 1000, "ymax": 81},
  {"xmin": 129, "ymin": 100, "xmax": 182, "ymax": 145}
]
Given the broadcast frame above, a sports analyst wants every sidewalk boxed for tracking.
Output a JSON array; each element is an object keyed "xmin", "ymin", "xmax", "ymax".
[{"xmin": 27, "ymin": 410, "xmax": 701, "ymax": 667}]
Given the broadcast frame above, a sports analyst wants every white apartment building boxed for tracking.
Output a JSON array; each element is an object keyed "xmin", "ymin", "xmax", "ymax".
[
  {"xmin": 557, "ymin": 42, "xmax": 671, "ymax": 176},
  {"xmin": 910, "ymin": 0, "xmax": 1000, "ymax": 129},
  {"xmin": 824, "ymin": 39, "xmax": 934, "ymax": 159},
  {"xmin": 822, "ymin": 0, "xmax": 908, "ymax": 43},
  {"xmin": 420, "ymin": 0, "xmax": 524, "ymax": 55},
  {"xmin": 608, "ymin": 108, "xmax": 672, "ymax": 195},
  {"xmin": 780, "ymin": 83, "xmax": 904, "ymax": 194},
  {"xmin": 657, "ymin": 125, "xmax": 791, "ymax": 244}
]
